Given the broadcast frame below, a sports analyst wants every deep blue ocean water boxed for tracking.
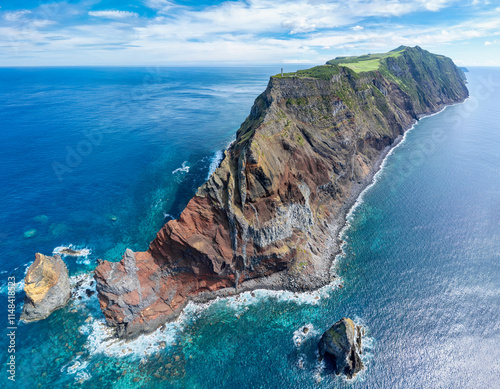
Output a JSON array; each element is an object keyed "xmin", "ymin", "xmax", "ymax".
[{"xmin": 0, "ymin": 67, "xmax": 498, "ymax": 388}]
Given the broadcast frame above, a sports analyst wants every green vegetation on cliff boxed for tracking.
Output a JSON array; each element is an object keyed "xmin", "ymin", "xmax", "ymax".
[
  {"xmin": 274, "ymin": 46, "xmax": 408, "ymax": 79},
  {"xmin": 378, "ymin": 46, "xmax": 467, "ymax": 112},
  {"xmin": 226, "ymin": 47, "xmax": 469, "ymax": 226},
  {"xmin": 271, "ymin": 46, "xmax": 467, "ymax": 118},
  {"xmin": 274, "ymin": 65, "xmax": 339, "ymax": 80},
  {"xmin": 274, "ymin": 46, "xmax": 465, "ymax": 84},
  {"xmin": 327, "ymin": 46, "xmax": 405, "ymax": 73}
]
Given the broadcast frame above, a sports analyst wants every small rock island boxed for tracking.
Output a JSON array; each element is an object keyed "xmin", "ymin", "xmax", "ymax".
[
  {"xmin": 21, "ymin": 253, "xmax": 71, "ymax": 322},
  {"xmin": 319, "ymin": 318, "xmax": 364, "ymax": 379}
]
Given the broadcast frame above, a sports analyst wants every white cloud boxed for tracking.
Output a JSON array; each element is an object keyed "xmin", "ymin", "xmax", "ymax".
[
  {"xmin": 145, "ymin": 0, "xmax": 175, "ymax": 8},
  {"xmin": 1, "ymin": 0, "xmax": 499, "ymax": 66},
  {"xmin": 4, "ymin": 10, "xmax": 32, "ymax": 21},
  {"xmin": 137, "ymin": 0, "xmax": 445, "ymax": 38},
  {"xmin": 88, "ymin": 11, "xmax": 138, "ymax": 19},
  {"xmin": 418, "ymin": 0, "xmax": 453, "ymax": 12},
  {"xmin": 283, "ymin": 58, "xmax": 316, "ymax": 64},
  {"xmin": 282, "ymin": 18, "xmax": 318, "ymax": 34},
  {"xmin": 483, "ymin": 58, "xmax": 500, "ymax": 66},
  {"xmin": 485, "ymin": 40, "xmax": 500, "ymax": 45},
  {"xmin": 145, "ymin": 0, "xmax": 185, "ymax": 14},
  {"xmin": 35, "ymin": 20, "xmax": 57, "ymax": 28}
]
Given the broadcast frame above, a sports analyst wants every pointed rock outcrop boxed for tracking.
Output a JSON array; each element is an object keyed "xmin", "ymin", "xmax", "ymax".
[
  {"xmin": 21, "ymin": 253, "xmax": 71, "ymax": 322},
  {"xmin": 319, "ymin": 317, "xmax": 364, "ymax": 379}
]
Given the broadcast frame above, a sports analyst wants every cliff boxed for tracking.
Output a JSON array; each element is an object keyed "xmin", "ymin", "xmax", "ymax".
[{"xmin": 95, "ymin": 46, "xmax": 468, "ymax": 338}]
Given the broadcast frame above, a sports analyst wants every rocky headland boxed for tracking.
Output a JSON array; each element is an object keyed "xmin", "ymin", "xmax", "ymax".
[
  {"xmin": 95, "ymin": 46, "xmax": 468, "ymax": 338},
  {"xmin": 21, "ymin": 253, "xmax": 71, "ymax": 322}
]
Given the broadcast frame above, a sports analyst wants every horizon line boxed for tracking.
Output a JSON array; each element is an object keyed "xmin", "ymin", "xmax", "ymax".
[{"xmin": 0, "ymin": 63, "xmax": 491, "ymax": 68}]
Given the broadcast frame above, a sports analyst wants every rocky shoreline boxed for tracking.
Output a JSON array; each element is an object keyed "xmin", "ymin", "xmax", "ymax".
[
  {"xmin": 172, "ymin": 99, "xmax": 465, "ymax": 305},
  {"xmin": 191, "ymin": 134, "xmax": 399, "ymax": 302},
  {"xmin": 191, "ymin": 104, "xmax": 461, "ymax": 302}
]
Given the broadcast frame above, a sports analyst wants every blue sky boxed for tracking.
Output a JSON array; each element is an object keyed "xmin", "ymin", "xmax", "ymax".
[{"xmin": 0, "ymin": 0, "xmax": 499, "ymax": 66}]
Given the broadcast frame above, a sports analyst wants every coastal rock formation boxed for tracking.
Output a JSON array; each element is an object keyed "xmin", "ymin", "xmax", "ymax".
[
  {"xmin": 319, "ymin": 318, "xmax": 363, "ymax": 379},
  {"xmin": 95, "ymin": 46, "xmax": 468, "ymax": 338},
  {"xmin": 54, "ymin": 246, "xmax": 90, "ymax": 257},
  {"xmin": 21, "ymin": 253, "xmax": 71, "ymax": 322}
]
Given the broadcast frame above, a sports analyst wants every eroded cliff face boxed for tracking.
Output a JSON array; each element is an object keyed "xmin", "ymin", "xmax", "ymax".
[{"xmin": 95, "ymin": 46, "xmax": 468, "ymax": 338}]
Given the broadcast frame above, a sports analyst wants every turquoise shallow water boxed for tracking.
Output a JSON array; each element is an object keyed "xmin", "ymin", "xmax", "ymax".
[{"xmin": 0, "ymin": 67, "xmax": 499, "ymax": 388}]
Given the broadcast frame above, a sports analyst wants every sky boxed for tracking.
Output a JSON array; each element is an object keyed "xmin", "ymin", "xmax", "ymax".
[{"xmin": 0, "ymin": 0, "xmax": 499, "ymax": 66}]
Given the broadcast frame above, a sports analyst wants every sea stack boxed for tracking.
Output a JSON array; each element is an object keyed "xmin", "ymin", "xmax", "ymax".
[
  {"xmin": 21, "ymin": 253, "xmax": 71, "ymax": 322},
  {"xmin": 318, "ymin": 318, "xmax": 364, "ymax": 379},
  {"xmin": 95, "ymin": 46, "xmax": 468, "ymax": 338}
]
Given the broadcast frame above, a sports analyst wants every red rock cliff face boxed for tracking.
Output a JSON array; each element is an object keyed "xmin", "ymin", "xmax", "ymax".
[{"xmin": 95, "ymin": 47, "xmax": 468, "ymax": 338}]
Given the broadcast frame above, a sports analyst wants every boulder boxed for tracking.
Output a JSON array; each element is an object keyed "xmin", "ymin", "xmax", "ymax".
[
  {"xmin": 21, "ymin": 253, "xmax": 71, "ymax": 322},
  {"xmin": 318, "ymin": 317, "xmax": 363, "ymax": 379}
]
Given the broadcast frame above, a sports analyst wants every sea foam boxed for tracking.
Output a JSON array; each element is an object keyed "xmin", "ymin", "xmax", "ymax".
[
  {"xmin": 79, "ymin": 279, "xmax": 342, "ymax": 361},
  {"xmin": 292, "ymin": 323, "xmax": 317, "ymax": 347},
  {"xmin": 172, "ymin": 161, "xmax": 190, "ymax": 175},
  {"xmin": 70, "ymin": 272, "xmax": 98, "ymax": 307},
  {"xmin": 206, "ymin": 150, "xmax": 223, "ymax": 179},
  {"xmin": 53, "ymin": 245, "xmax": 92, "ymax": 265},
  {"xmin": 61, "ymin": 357, "xmax": 91, "ymax": 383}
]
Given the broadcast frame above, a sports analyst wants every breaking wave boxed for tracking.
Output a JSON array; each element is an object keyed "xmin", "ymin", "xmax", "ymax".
[
  {"xmin": 172, "ymin": 161, "xmax": 190, "ymax": 175},
  {"xmin": 206, "ymin": 150, "xmax": 223, "ymax": 179}
]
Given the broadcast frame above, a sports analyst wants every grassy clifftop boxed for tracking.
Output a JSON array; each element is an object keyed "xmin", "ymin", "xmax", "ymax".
[
  {"xmin": 275, "ymin": 46, "xmax": 462, "ymax": 78},
  {"xmin": 326, "ymin": 45, "xmax": 406, "ymax": 72},
  {"xmin": 273, "ymin": 46, "xmax": 467, "ymax": 115},
  {"xmin": 274, "ymin": 46, "xmax": 406, "ymax": 79}
]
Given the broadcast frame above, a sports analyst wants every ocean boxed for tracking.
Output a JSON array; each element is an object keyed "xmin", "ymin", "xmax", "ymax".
[{"xmin": 0, "ymin": 66, "xmax": 498, "ymax": 388}]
